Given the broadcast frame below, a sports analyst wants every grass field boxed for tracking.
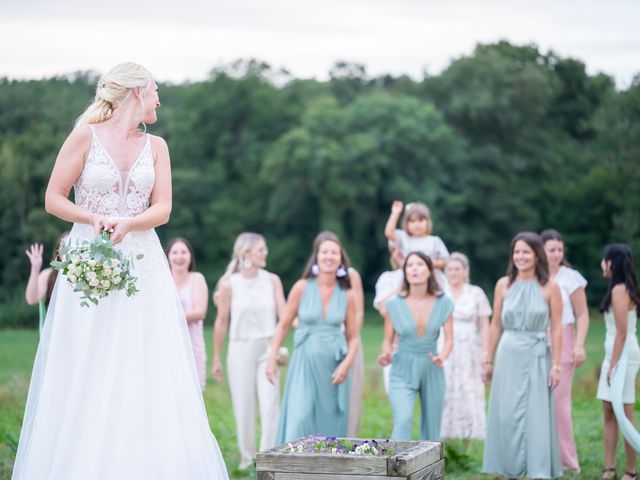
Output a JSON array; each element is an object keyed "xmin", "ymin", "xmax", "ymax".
[{"xmin": 0, "ymin": 316, "xmax": 638, "ymax": 479}]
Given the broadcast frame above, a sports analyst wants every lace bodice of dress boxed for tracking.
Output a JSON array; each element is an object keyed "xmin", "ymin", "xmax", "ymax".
[{"xmin": 74, "ymin": 126, "xmax": 155, "ymax": 218}]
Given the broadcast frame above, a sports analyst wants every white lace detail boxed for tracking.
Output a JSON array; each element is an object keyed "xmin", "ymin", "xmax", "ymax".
[{"xmin": 74, "ymin": 127, "xmax": 155, "ymax": 218}]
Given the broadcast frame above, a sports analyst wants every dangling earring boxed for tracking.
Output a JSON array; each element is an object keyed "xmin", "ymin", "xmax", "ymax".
[
  {"xmin": 138, "ymin": 122, "xmax": 147, "ymax": 134},
  {"xmin": 311, "ymin": 264, "xmax": 320, "ymax": 276},
  {"xmin": 243, "ymin": 259, "xmax": 252, "ymax": 269},
  {"xmin": 336, "ymin": 266, "xmax": 348, "ymax": 278}
]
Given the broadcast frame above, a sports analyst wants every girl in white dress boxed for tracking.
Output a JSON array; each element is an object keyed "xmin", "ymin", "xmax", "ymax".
[
  {"xmin": 440, "ymin": 252, "xmax": 491, "ymax": 444},
  {"xmin": 597, "ymin": 243, "xmax": 640, "ymax": 480},
  {"xmin": 167, "ymin": 237, "xmax": 209, "ymax": 391},
  {"xmin": 12, "ymin": 63, "xmax": 228, "ymax": 480},
  {"xmin": 212, "ymin": 233, "xmax": 285, "ymax": 470},
  {"xmin": 384, "ymin": 201, "xmax": 450, "ymax": 292}
]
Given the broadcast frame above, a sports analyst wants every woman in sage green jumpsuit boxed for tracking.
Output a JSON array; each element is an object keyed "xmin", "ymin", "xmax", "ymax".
[{"xmin": 379, "ymin": 251, "xmax": 454, "ymax": 441}]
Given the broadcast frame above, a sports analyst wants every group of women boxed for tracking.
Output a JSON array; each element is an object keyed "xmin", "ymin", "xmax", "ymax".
[
  {"xmin": 17, "ymin": 62, "xmax": 639, "ymax": 480},
  {"xmin": 166, "ymin": 211, "xmax": 639, "ymax": 479},
  {"xmin": 25, "ymin": 204, "xmax": 640, "ymax": 480}
]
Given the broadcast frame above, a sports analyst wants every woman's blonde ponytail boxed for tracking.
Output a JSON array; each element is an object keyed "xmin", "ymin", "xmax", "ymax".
[{"xmin": 74, "ymin": 62, "xmax": 152, "ymax": 129}]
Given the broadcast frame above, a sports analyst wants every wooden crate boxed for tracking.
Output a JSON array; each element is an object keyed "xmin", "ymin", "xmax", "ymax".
[{"xmin": 256, "ymin": 438, "xmax": 444, "ymax": 479}]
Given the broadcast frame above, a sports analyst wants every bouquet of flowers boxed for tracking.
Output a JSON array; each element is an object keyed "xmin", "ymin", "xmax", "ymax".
[{"xmin": 51, "ymin": 230, "xmax": 143, "ymax": 307}]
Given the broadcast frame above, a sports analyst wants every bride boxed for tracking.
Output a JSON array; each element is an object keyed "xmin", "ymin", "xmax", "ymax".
[{"xmin": 12, "ymin": 63, "xmax": 229, "ymax": 479}]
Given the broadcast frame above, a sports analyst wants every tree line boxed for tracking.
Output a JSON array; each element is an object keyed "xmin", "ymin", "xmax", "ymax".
[{"xmin": 1, "ymin": 41, "xmax": 638, "ymax": 327}]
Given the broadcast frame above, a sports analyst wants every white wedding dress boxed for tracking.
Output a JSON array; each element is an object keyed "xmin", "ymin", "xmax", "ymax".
[{"xmin": 12, "ymin": 126, "xmax": 229, "ymax": 479}]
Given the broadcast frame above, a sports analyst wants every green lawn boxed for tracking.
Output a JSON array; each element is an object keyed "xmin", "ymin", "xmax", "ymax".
[{"xmin": 0, "ymin": 316, "xmax": 637, "ymax": 479}]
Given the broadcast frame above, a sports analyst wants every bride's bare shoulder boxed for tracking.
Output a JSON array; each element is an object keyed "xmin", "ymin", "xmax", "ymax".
[
  {"xmin": 148, "ymin": 134, "xmax": 169, "ymax": 163},
  {"xmin": 148, "ymin": 134, "xmax": 168, "ymax": 150},
  {"xmin": 65, "ymin": 125, "xmax": 93, "ymax": 148}
]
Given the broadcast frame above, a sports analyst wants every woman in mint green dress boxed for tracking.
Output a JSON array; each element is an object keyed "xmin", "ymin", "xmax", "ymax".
[
  {"xmin": 483, "ymin": 232, "xmax": 563, "ymax": 479},
  {"xmin": 266, "ymin": 231, "xmax": 360, "ymax": 444},
  {"xmin": 378, "ymin": 251, "xmax": 454, "ymax": 441}
]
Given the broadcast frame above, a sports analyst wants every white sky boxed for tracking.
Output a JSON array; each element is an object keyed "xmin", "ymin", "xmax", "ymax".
[{"xmin": 1, "ymin": 0, "xmax": 638, "ymax": 86}]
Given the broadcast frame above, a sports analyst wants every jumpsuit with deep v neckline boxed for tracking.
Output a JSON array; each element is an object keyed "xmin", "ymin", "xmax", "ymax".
[{"xmin": 386, "ymin": 294, "xmax": 453, "ymax": 440}]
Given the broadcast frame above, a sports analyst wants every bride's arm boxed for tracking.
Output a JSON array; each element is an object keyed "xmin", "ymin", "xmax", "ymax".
[
  {"xmin": 108, "ymin": 136, "xmax": 172, "ymax": 243},
  {"xmin": 45, "ymin": 126, "xmax": 107, "ymax": 233}
]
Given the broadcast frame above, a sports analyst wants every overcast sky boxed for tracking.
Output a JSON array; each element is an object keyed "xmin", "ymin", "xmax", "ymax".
[{"xmin": 1, "ymin": 0, "xmax": 638, "ymax": 86}]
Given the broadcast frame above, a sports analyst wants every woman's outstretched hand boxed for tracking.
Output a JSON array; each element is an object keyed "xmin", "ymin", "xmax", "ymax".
[{"xmin": 25, "ymin": 244, "xmax": 44, "ymax": 270}]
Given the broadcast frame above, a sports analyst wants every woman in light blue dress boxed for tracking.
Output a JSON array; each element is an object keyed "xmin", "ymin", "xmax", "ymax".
[
  {"xmin": 266, "ymin": 231, "xmax": 360, "ymax": 444},
  {"xmin": 597, "ymin": 244, "xmax": 640, "ymax": 480},
  {"xmin": 378, "ymin": 251, "xmax": 454, "ymax": 441},
  {"xmin": 483, "ymin": 232, "xmax": 563, "ymax": 479}
]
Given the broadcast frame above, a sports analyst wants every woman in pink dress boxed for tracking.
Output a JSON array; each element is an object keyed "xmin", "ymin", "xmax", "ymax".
[
  {"xmin": 167, "ymin": 237, "xmax": 209, "ymax": 390},
  {"xmin": 440, "ymin": 252, "xmax": 491, "ymax": 445}
]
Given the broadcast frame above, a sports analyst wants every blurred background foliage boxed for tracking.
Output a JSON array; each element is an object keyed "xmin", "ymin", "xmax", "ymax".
[{"xmin": 1, "ymin": 41, "xmax": 638, "ymax": 327}]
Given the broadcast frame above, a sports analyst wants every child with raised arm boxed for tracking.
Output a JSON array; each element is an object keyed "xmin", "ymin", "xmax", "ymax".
[{"xmin": 385, "ymin": 200, "xmax": 450, "ymax": 292}]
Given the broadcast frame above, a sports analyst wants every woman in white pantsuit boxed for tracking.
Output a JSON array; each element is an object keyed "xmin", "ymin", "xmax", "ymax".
[{"xmin": 212, "ymin": 233, "xmax": 286, "ymax": 470}]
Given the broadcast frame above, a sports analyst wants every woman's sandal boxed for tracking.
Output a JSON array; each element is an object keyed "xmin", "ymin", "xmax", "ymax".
[
  {"xmin": 602, "ymin": 468, "xmax": 618, "ymax": 480},
  {"xmin": 622, "ymin": 471, "xmax": 638, "ymax": 480}
]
